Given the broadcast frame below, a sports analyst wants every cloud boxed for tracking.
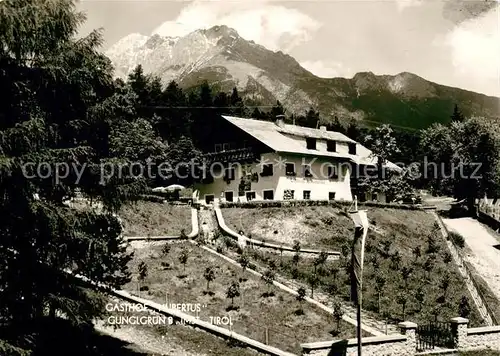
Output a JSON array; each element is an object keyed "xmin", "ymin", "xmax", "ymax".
[
  {"xmin": 441, "ymin": 5, "xmax": 500, "ymax": 95},
  {"xmin": 395, "ymin": 0, "xmax": 423, "ymax": 12},
  {"xmin": 300, "ymin": 60, "xmax": 353, "ymax": 78},
  {"xmin": 152, "ymin": 0, "xmax": 321, "ymax": 52}
]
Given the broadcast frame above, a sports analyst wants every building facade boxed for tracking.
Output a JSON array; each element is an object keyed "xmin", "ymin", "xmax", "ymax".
[{"xmin": 194, "ymin": 115, "xmax": 398, "ymax": 204}]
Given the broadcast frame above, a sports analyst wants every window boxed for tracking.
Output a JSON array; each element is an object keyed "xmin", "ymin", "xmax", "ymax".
[
  {"xmin": 329, "ymin": 192, "xmax": 336, "ymax": 200},
  {"xmin": 283, "ymin": 189, "xmax": 294, "ymax": 200},
  {"xmin": 328, "ymin": 165, "xmax": 338, "ymax": 180},
  {"xmin": 285, "ymin": 163, "xmax": 296, "ymax": 176},
  {"xmin": 261, "ymin": 164, "xmax": 273, "ymax": 177},
  {"xmin": 214, "ymin": 144, "xmax": 222, "ymax": 152},
  {"xmin": 303, "ymin": 190, "xmax": 311, "ymax": 200},
  {"xmin": 223, "ymin": 143, "xmax": 230, "ymax": 151},
  {"xmin": 224, "ymin": 167, "xmax": 235, "ymax": 181},
  {"xmin": 327, "ymin": 140, "xmax": 337, "ymax": 152},
  {"xmin": 306, "ymin": 137, "xmax": 317, "ymax": 150},
  {"xmin": 246, "ymin": 191, "xmax": 256, "ymax": 201},
  {"xmin": 348, "ymin": 143, "xmax": 357, "ymax": 155},
  {"xmin": 263, "ymin": 190, "xmax": 274, "ymax": 200},
  {"xmin": 205, "ymin": 195, "xmax": 215, "ymax": 204},
  {"xmin": 372, "ymin": 193, "xmax": 378, "ymax": 201},
  {"xmin": 225, "ymin": 191, "xmax": 234, "ymax": 202},
  {"xmin": 303, "ymin": 164, "xmax": 313, "ymax": 178}
]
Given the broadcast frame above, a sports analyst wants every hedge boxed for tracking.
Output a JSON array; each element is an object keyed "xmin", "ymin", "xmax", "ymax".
[{"xmin": 219, "ymin": 199, "xmax": 429, "ymax": 211}]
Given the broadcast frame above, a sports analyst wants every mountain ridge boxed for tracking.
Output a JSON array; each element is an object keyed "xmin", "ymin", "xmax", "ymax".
[{"xmin": 106, "ymin": 25, "xmax": 500, "ymax": 129}]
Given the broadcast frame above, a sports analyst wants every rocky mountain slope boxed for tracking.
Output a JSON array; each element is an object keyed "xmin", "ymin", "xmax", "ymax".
[{"xmin": 106, "ymin": 25, "xmax": 500, "ymax": 129}]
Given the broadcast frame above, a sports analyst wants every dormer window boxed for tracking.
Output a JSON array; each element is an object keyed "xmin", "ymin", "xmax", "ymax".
[
  {"xmin": 348, "ymin": 143, "xmax": 357, "ymax": 155},
  {"xmin": 306, "ymin": 138, "xmax": 316, "ymax": 150},
  {"xmin": 327, "ymin": 140, "xmax": 336, "ymax": 152}
]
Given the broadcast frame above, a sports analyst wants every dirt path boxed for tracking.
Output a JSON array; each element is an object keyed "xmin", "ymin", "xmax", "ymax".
[{"xmin": 442, "ymin": 218, "xmax": 500, "ymax": 303}]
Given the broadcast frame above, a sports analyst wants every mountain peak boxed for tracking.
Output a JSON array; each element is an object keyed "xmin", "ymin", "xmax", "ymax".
[
  {"xmin": 202, "ymin": 25, "xmax": 239, "ymax": 39},
  {"xmin": 106, "ymin": 28, "xmax": 500, "ymax": 129}
]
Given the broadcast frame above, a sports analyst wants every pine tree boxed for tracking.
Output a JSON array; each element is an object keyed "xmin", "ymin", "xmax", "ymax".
[
  {"xmin": 451, "ymin": 104, "xmax": 465, "ymax": 122},
  {"xmin": 0, "ymin": 1, "xmax": 145, "ymax": 352},
  {"xmin": 270, "ymin": 100, "xmax": 285, "ymax": 119}
]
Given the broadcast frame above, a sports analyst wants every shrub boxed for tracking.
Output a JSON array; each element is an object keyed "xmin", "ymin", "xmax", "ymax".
[{"xmin": 450, "ymin": 232, "xmax": 465, "ymax": 248}]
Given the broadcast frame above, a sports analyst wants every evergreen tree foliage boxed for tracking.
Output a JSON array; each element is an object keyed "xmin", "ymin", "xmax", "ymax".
[{"xmin": 0, "ymin": 1, "xmax": 145, "ymax": 352}]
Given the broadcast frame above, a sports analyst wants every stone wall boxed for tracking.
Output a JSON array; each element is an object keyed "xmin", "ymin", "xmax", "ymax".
[
  {"xmin": 302, "ymin": 318, "xmax": 500, "ymax": 355},
  {"xmin": 301, "ymin": 322, "xmax": 416, "ymax": 356},
  {"xmin": 452, "ymin": 317, "xmax": 500, "ymax": 351}
]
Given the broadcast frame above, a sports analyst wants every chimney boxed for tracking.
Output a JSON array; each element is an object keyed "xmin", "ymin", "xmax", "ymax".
[
  {"xmin": 275, "ymin": 115, "xmax": 285, "ymax": 127},
  {"xmin": 319, "ymin": 125, "xmax": 327, "ymax": 131}
]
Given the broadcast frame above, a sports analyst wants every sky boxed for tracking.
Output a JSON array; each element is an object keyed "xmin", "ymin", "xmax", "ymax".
[{"xmin": 78, "ymin": 0, "xmax": 500, "ymax": 97}]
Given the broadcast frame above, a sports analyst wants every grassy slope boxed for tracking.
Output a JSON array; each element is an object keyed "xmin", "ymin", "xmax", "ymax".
[
  {"xmin": 119, "ymin": 202, "xmax": 191, "ymax": 237},
  {"xmin": 221, "ymin": 206, "xmax": 483, "ymax": 326},
  {"xmin": 221, "ymin": 206, "xmax": 353, "ymax": 250},
  {"xmin": 124, "ymin": 241, "xmax": 357, "ymax": 354}
]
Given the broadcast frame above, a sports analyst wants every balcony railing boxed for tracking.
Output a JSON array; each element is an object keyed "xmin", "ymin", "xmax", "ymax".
[{"xmin": 201, "ymin": 147, "xmax": 258, "ymax": 164}]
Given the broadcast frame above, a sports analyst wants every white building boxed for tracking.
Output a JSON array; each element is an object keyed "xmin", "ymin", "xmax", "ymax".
[{"xmin": 194, "ymin": 115, "xmax": 399, "ymax": 204}]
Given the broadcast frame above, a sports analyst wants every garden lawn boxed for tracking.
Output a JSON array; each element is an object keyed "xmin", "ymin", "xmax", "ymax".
[
  {"xmin": 119, "ymin": 201, "xmax": 191, "ymax": 237},
  {"xmin": 124, "ymin": 241, "xmax": 357, "ymax": 354},
  {"xmin": 221, "ymin": 205, "xmax": 353, "ymax": 250},
  {"xmin": 222, "ymin": 206, "xmax": 484, "ymax": 327}
]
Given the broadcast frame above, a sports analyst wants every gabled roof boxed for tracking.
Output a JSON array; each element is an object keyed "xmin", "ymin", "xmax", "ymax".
[{"xmin": 221, "ymin": 115, "xmax": 400, "ymax": 170}]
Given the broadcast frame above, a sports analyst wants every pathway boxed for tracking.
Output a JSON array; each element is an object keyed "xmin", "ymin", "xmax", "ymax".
[{"xmin": 432, "ymin": 213, "xmax": 495, "ymax": 326}]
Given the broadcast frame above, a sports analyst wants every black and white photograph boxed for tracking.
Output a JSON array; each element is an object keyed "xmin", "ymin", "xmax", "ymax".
[{"xmin": 0, "ymin": 0, "xmax": 499, "ymax": 355}]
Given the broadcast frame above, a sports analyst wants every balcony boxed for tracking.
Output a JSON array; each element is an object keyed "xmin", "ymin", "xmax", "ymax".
[{"xmin": 201, "ymin": 147, "xmax": 258, "ymax": 164}]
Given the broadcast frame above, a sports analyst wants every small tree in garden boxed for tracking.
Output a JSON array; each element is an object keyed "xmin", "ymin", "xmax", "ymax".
[
  {"xmin": 331, "ymin": 265, "xmax": 340, "ymax": 281},
  {"xmin": 279, "ymin": 244, "xmax": 284, "ymax": 264},
  {"xmin": 426, "ymin": 235, "xmax": 440, "ymax": 254},
  {"xmin": 341, "ymin": 242, "xmax": 350, "ymax": 259},
  {"xmin": 162, "ymin": 242, "xmax": 171, "ymax": 256},
  {"xmin": 180, "ymin": 229, "xmax": 187, "ymax": 239},
  {"xmin": 226, "ymin": 281, "xmax": 240, "ymax": 308},
  {"xmin": 412, "ymin": 246, "xmax": 421, "ymax": 261},
  {"xmin": 439, "ymin": 273, "xmax": 451, "ymax": 299},
  {"xmin": 296, "ymin": 287, "xmax": 306, "ymax": 315},
  {"xmin": 178, "ymin": 248, "xmax": 189, "ymax": 271},
  {"xmin": 292, "ymin": 251, "xmax": 300, "ymax": 266},
  {"xmin": 204, "ymin": 267, "xmax": 216, "ymax": 291},
  {"xmin": 308, "ymin": 273, "xmax": 320, "ymax": 298},
  {"xmin": 261, "ymin": 269, "xmax": 275, "ymax": 297},
  {"xmin": 314, "ymin": 251, "xmax": 328, "ymax": 274},
  {"xmin": 396, "ymin": 292, "xmax": 409, "ymax": 320},
  {"xmin": 424, "ymin": 257, "xmax": 435, "ymax": 279},
  {"xmin": 415, "ymin": 287, "xmax": 425, "ymax": 311},
  {"xmin": 375, "ymin": 275, "xmax": 386, "ymax": 312},
  {"xmin": 238, "ymin": 253, "xmax": 249, "ymax": 273},
  {"xmin": 268, "ymin": 259, "xmax": 277, "ymax": 271},
  {"xmin": 370, "ymin": 255, "xmax": 380, "ymax": 271},
  {"xmin": 293, "ymin": 240, "xmax": 301, "ymax": 253},
  {"xmin": 390, "ymin": 251, "xmax": 402, "ymax": 270},
  {"xmin": 381, "ymin": 239, "xmax": 392, "ymax": 258},
  {"xmin": 138, "ymin": 262, "xmax": 148, "ymax": 284},
  {"xmin": 332, "ymin": 298, "xmax": 344, "ymax": 334},
  {"xmin": 458, "ymin": 295, "xmax": 471, "ymax": 318},
  {"xmin": 400, "ymin": 266, "xmax": 412, "ymax": 288}
]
